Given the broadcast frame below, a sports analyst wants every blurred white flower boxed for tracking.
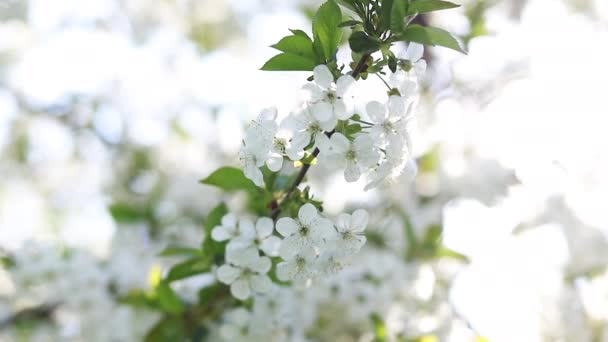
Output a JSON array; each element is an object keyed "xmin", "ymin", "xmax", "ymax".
[
  {"xmin": 217, "ymin": 247, "xmax": 272, "ymax": 300},
  {"xmin": 304, "ymin": 65, "xmax": 356, "ymax": 121}
]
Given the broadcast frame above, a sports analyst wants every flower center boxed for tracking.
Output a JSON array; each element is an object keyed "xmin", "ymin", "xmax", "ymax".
[
  {"xmin": 326, "ymin": 90, "xmax": 337, "ymax": 103},
  {"xmin": 345, "ymin": 150, "xmax": 357, "ymax": 161},
  {"xmin": 274, "ymin": 137, "xmax": 287, "ymax": 153},
  {"xmin": 299, "ymin": 225, "xmax": 310, "ymax": 237},
  {"xmin": 295, "ymin": 256, "xmax": 306, "ymax": 271}
]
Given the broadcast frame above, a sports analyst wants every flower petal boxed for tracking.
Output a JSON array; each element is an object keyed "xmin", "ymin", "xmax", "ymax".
[
  {"xmin": 329, "ymin": 133, "xmax": 350, "ymax": 154},
  {"xmin": 258, "ymin": 107, "xmax": 278, "ymax": 121},
  {"xmin": 298, "ymin": 203, "xmax": 318, "ymax": 226},
  {"xmin": 333, "ymin": 100, "xmax": 351, "ymax": 120},
  {"xmin": 211, "ymin": 226, "xmax": 231, "ymax": 241},
  {"xmin": 313, "ymin": 65, "xmax": 334, "ymax": 89},
  {"xmin": 276, "ymin": 261, "xmax": 295, "ymax": 281},
  {"xmin": 311, "ymin": 101, "xmax": 333, "ymax": 122},
  {"xmin": 238, "ymin": 218, "xmax": 256, "ymax": 239},
  {"xmin": 217, "ymin": 264, "xmax": 241, "ymax": 284},
  {"xmin": 231, "ymin": 278, "xmax": 251, "ymax": 300},
  {"xmin": 388, "ymin": 96, "xmax": 406, "ymax": 116},
  {"xmin": 405, "ymin": 42, "xmax": 424, "ymax": 61},
  {"xmin": 336, "ymin": 75, "xmax": 355, "ymax": 97},
  {"xmin": 260, "ymin": 236, "xmax": 282, "ymax": 256},
  {"xmin": 266, "ymin": 154, "xmax": 284, "ymax": 172},
  {"xmin": 351, "ymin": 209, "xmax": 369, "ymax": 233},
  {"xmin": 249, "ymin": 256, "xmax": 271, "ymax": 274},
  {"xmin": 344, "ymin": 159, "xmax": 361, "ymax": 182},
  {"xmin": 255, "ymin": 217, "xmax": 274, "ymax": 238},
  {"xmin": 250, "ymin": 274, "xmax": 272, "ymax": 294},
  {"xmin": 276, "ymin": 217, "xmax": 299, "ymax": 237},
  {"xmin": 366, "ymin": 100, "xmax": 386, "ymax": 123}
]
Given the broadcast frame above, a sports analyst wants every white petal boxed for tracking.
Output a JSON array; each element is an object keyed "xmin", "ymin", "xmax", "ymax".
[
  {"xmin": 333, "ymin": 100, "xmax": 351, "ymax": 120},
  {"xmin": 230, "ymin": 278, "xmax": 251, "ymax": 300},
  {"xmin": 217, "ymin": 264, "xmax": 241, "ymax": 284},
  {"xmin": 220, "ymin": 325, "xmax": 239, "ymax": 340},
  {"xmin": 231, "ymin": 308, "xmax": 251, "ymax": 325},
  {"xmin": 329, "ymin": 133, "xmax": 350, "ymax": 154},
  {"xmin": 319, "ymin": 116, "xmax": 338, "ymax": 132},
  {"xmin": 298, "ymin": 203, "xmax": 318, "ymax": 226},
  {"xmin": 315, "ymin": 217, "xmax": 336, "ymax": 240},
  {"xmin": 366, "ymin": 101, "xmax": 387, "ymax": 123},
  {"xmin": 249, "ymin": 256, "xmax": 271, "ymax": 274},
  {"xmin": 302, "ymin": 83, "xmax": 324, "ymax": 101},
  {"xmin": 344, "ymin": 159, "xmax": 361, "ymax": 182},
  {"xmin": 335, "ymin": 213, "xmax": 351, "ymax": 233},
  {"xmin": 276, "ymin": 262, "xmax": 295, "ymax": 281},
  {"xmin": 388, "ymin": 96, "xmax": 406, "ymax": 116},
  {"xmin": 259, "ymin": 107, "xmax": 278, "ymax": 121},
  {"xmin": 255, "ymin": 217, "xmax": 274, "ymax": 238},
  {"xmin": 313, "ymin": 65, "xmax": 334, "ymax": 89},
  {"xmin": 311, "ymin": 101, "xmax": 333, "ymax": 122},
  {"xmin": 278, "ymin": 235, "xmax": 303, "ymax": 260},
  {"xmin": 405, "ymin": 42, "xmax": 424, "ymax": 61},
  {"xmin": 276, "ymin": 217, "xmax": 299, "ymax": 237},
  {"xmin": 238, "ymin": 218, "xmax": 256, "ymax": 239},
  {"xmin": 260, "ymin": 236, "xmax": 282, "ymax": 256},
  {"xmin": 211, "ymin": 226, "xmax": 231, "ymax": 241},
  {"xmin": 221, "ymin": 213, "xmax": 237, "ymax": 228},
  {"xmin": 250, "ymin": 274, "xmax": 272, "ymax": 294},
  {"xmin": 415, "ymin": 59, "xmax": 427, "ymax": 76},
  {"xmin": 335, "ymin": 75, "xmax": 355, "ymax": 97},
  {"xmin": 351, "ymin": 209, "xmax": 369, "ymax": 233},
  {"xmin": 244, "ymin": 164, "xmax": 264, "ymax": 187},
  {"xmin": 227, "ymin": 246, "xmax": 259, "ymax": 266},
  {"xmin": 315, "ymin": 133, "xmax": 331, "ymax": 154},
  {"xmin": 266, "ymin": 154, "xmax": 284, "ymax": 172}
]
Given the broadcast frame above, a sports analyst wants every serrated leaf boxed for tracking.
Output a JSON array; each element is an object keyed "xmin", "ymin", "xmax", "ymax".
[
  {"xmin": 289, "ymin": 29, "xmax": 311, "ymax": 40},
  {"xmin": 400, "ymin": 25, "xmax": 466, "ymax": 53},
  {"xmin": 313, "ymin": 0, "xmax": 343, "ymax": 61},
  {"xmin": 261, "ymin": 52, "xmax": 317, "ymax": 71},
  {"xmin": 271, "ymin": 34, "xmax": 316, "ymax": 60},
  {"xmin": 407, "ymin": 0, "xmax": 459, "ymax": 15},
  {"xmin": 200, "ymin": 167, "xmax": 259, "ymax": 193},
  {"xmin": 156, "ymin": 282, "xmax": 184, "ymax": 314},
  {"xmin": 348, "ymin": 31, "xmax": 381, "ymax": 54}
]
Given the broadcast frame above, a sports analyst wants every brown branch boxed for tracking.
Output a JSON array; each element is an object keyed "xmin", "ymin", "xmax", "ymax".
[{"xmin": 271, "ymin": 53, "xmax": 372, "ymax": 220}]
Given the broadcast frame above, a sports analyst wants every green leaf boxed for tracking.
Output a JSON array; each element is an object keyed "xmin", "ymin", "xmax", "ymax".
[
  {"xmin": 159, "ymin": 247, "xmax": 202, "ymax": 258},
  {"xmin": 202, "ymin": 203, "xmax": 229, "ymax": 260},
  {"xmin": 336, "ymin": 0, "xmax": 359, "ymax": 13},
  {"xmin": 338, "ymin": 19, "xmax": 363, "ymax": 27},
  {"xmin": 379, "ymin": 0, "xmax": 395, "ymax": 32},
  {"xmin": 144, "ymin": 316, "xmax": 187, "ymax": 342},
  {"xmin": 261, "ymin": 52, "xmax": 317, "ymax": 71},
  {"xmin": 370, "ymin": 313, "xmax": 388, "ymax": 342},
  {"xmin": 348, "ymin": 31, "xmax": 382, "ymax": 54},
  {"xmin": 271, "ymin": 34, "xmax": 316, "ymax": 60},
  {"xmin": 407, "ymin": 0, "xmax": 459, "ymax": 15},
  {"xmin": 165, "ymin": 258, "xmax": 212, "ymax": 283},
  {"xmin": 400, "ymin": 25, "xmax": 467, "ymax": 53},
  {"xmin": 289, "ymin": 29, "xmax": 311, "ymax": 40},
  {"xmin": 156, "ymin": 282, "xmax": 184, "ymax": 314},
  {"xmin": 390, "ymin": 0, "xmax": 408, "ymax": 34},
  {"xmin": 436, "ymin": 247, "xmax": 470, "ymax": 262},
  {"xmin": 313, "ymin": 0, "xmax": 343, "ymax": 61},
  {"xmin": 200, "ymin": 167, "xmax": 259, "ymax": 193},
  {"xmin": 109, "ymin": 202, "xmax": 146, "ymax": 223}
]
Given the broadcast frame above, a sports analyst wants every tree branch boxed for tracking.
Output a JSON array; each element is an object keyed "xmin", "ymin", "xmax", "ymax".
[{"xmin": 271, "ymin": 53, "xmax": 372, "ymax": 220}]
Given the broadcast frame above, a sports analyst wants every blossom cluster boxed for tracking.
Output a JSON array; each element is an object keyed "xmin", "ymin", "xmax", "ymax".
[
  {"xmin": 212, "ymin": 203, "xmax": 368, "ymax": 300},
  {"xmin": 240, "ymin": 44, "xmax": 426, "ymax": 191}
]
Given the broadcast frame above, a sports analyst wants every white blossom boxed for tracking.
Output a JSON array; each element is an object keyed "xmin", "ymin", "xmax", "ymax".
[
  {"xmin": 318, "ymin": 133, "xmax": 380, "ymax": 182},
  {"xmin": 303, "ymin": 65, "xmax": 356, "ymax": 122},
  {"xmin": 398, "ymin": 42, "xmax": 427, "ymax": 79},
  {"xmin": 332, "ymin": 209, "xmax": 369, "ymax": 255},
  {"xmin": 276, "ymin": 247, "xmax": 318, "ymax": 282},
  {"xmin": 276, "ymin": 203, "xmax": 333, "ymax": 260},
  {"xmin": 229, "ymin": 217, "xmax": 282, "ymax": 257},
  {"xmin": 367, "ymin": 96, "xmax": 412, "ymax": 146},
  {"xmin": 211, "ymin": 214, "xmax": 255, "ymax": 245},
  {"xmin": 219, "ymin": 308, "xmax": 252, "ymax": 341},
  {"xmin": 216, "ymin": 247, "xmax": 272, "ymax": 300}
]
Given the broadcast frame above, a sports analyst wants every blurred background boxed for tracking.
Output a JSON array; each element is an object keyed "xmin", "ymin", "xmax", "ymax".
[{"xmin": 1, "ymin": 0, "xmax": 607, "ymax": 341}]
